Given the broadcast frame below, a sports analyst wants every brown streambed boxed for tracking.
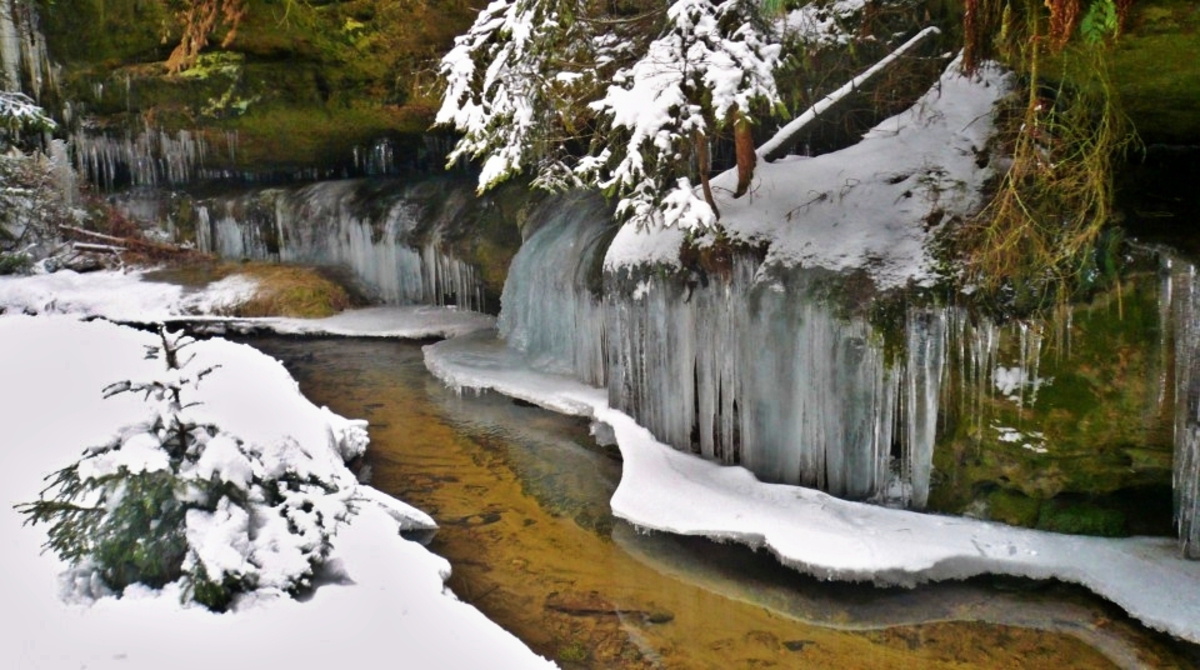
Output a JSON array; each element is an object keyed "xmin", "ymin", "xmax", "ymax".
[{"xmin": 245, "ymin": 335, "xmax": 1198, "ymax": 669}]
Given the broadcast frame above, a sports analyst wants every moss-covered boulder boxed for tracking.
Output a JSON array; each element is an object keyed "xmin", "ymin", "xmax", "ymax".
[{"xmin": 928, "ymin": 268, "xmax": 1177, "ymax": 535}]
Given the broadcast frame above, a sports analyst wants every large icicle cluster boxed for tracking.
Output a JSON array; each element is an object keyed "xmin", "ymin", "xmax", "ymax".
[
  {"xmin": 606, "ymin": 262, "xmax": 945, "ymax": 505},
  {"xmin": 70, "ymin": 129, "xmax": 227, "ymax": 191},
  {"xmin": 192, "ymin": 179, "xmax": 488, "ymax": 312},
  {"xmin": 497, "ymin": 191, "xmax": 612, "ymax": 386},
  {"xmin": 1167, "ymin": 256, "xmax": 1200, "ymax": 559}
]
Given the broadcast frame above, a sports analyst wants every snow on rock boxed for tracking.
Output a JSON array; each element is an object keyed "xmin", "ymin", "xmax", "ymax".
[
  {"xmin": 0, "ymin": 316, "xmax": 556, "ymax": 670},
  {"xmin": 605, "ymin": 58, "xmax": 1010, "ymax": 289},
  {"xmin": 424, "ymin": 332, "xmax": 1200, "ymax": 644}
]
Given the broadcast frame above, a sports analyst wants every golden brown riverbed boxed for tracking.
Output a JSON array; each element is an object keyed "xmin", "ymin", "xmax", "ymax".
[{"xmin": 246, "ymin": 336, "xmax": 1197, "ymax": 669}]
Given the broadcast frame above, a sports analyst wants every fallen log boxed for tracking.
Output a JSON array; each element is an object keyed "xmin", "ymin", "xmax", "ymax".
[
  {"xmin": 60, "ymin": 225, "xmax": 194, "ymax": 257},
  {"xmin": 757, "ymin": 26, "xmax": 943, "ymax": 163}
]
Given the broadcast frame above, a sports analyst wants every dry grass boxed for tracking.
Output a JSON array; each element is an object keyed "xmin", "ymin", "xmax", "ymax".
[
  {"xmin": 222, "ymin": 263, "xmax": 351, "ymax": 318},
  {"xmin": 948, "ymin": 23, "xmax": 1134, "ymax": 316},
  {"xmin": 146, "ymin": 259, "xmax": 353, "ymax": 318}
]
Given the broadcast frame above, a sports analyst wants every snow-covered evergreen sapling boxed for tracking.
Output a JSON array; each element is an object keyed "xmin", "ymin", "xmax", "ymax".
[{"xmin": 16, "ymin": 326, "xmax": 356, "ymax": 611}]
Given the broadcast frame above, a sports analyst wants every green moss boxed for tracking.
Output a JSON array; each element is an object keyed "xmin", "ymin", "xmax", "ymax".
[
  {"xmin": 557, "ymin": 641, "xmax": 589, "ymax": 664},
  {"xmin": 39, "ymin": 0, "xmax": 169, "ymax": 66},
  {"xmin": 41, "ymin": 0, "xmax": 482, "ymax": 175},
  {"xmin": 987, "ymin": 489, "xmax": 1041, "ymax": 527},
  {"xmin": 1036, "ymin": 499, "xmax": 1127, "ymax": 537},
  {"xmin": 929, "ymin": 269, "xmax": 1176, "ymax": 534},
  {"xmin": 1110, "ymin": 0, "xmax": 1200, "ymax": 144}
]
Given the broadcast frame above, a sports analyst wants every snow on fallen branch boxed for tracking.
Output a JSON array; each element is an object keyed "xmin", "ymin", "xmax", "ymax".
[
  {"xmin": 71, "ymin": 242, "xmax": 126, "ymax": 253},
  {"xmin": 60, "ymin": 225, "xmax": 194, "ymax": 258},
  {"xmin": 757, "ymin": 26, "xmax": 942, "ymax": 162}
]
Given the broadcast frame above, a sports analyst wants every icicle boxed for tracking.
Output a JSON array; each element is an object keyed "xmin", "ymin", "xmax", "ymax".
[
  {"xmin": 497, "ymin": 192, "xmax": 612, "ymax": 385},
  {"xmin": 191, "ymin": 179, "xmax": 490, "ymax": 311},
  {"xmin": 903, "ymin": 308, "xmax": 947, "ymax": 509},
  {"xmin": 1171, "ymin": 258, "xmax": 1200, "ymax": 559},
  {"xmin": 0, "ymin": 0, "xmax": 21, "ymax": 92},
  {"xmin": 69, "ymin": 128, "xmax": 215, "ymax": 191}
]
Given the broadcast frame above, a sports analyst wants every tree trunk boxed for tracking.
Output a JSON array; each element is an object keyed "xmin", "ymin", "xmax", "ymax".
[
  {"xmin": 695, "ymin": 131, "xmax": 719, "ymax": 220},
  {"xmin": 732, "ymin": 108, "xmax": 757, "ymax": 198}
]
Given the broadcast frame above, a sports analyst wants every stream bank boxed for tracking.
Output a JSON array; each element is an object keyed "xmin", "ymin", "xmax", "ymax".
[{"xmin": 245, "ymin": 334, "xmax": 1198, "ymax": 669}]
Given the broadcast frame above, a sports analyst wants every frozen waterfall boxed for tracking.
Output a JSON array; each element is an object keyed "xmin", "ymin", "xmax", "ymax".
[
  {"xmin": 192, "ymin": 179, "xmax": 489, "ymax": 312},
  {"xmin": 494, "ymin": 196, "xmax": 1199, "ymax": 550},
  {"xmin": 1168, "ymin": 256, "xmax": 1200, "ymax": 559},
  {"xmin": 497, "ymin": 201, "xmax": 947, "ymax": 506},
  {"xmin": 498, "ymin": 192, "xmax": 613, "ymax": 386}
]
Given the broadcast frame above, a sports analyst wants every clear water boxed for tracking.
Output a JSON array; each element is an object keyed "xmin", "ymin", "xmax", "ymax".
[{"xmin": 245, "ymin": 335, "xmax": 1197, "ymax": 669}]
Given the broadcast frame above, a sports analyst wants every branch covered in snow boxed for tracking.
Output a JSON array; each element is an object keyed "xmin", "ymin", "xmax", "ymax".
[
  {"xmin": 437, "ymin": 0, "xmax": 783, "ymax": 231},
  {"xmin": 582, "ymin": 0, "xmax": 781, "ymax": 229},
  {"xmin": 757, "ymin": 25, "xmax": 941, "ymax": 161},
  {"xmin": 0, "ymin": 90, "xmax": 54, "ymax": 139},
  {"xmin": 436, "ymin": 0, "xmax": 604, "ymax": 193}
]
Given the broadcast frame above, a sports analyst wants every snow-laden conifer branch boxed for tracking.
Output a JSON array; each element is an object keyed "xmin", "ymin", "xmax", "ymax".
[
  {"xmin": 584, "ymin": 0, "xmax": 781, "ymax": 229},
  {"xmin": 0, "ymin": 90, "xmax": 54, "ymax": 137},
  {"xmin": 436, "ymin": 0, "xmax": 786, "ymax": 231}
]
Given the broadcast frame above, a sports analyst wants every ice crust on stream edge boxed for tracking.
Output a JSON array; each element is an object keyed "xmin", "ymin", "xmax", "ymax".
[{"xmin": 424, "ymin": 331, "xmax": 1200, "ymax": 645}]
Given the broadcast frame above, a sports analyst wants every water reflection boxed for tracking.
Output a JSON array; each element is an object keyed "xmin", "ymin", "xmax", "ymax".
[{"xmin": 244, "ymin": 336, "xmax": 1197, "ymax": 669}]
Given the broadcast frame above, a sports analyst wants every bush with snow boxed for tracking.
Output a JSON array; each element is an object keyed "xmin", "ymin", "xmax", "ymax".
[{"xmin": 16, "ymin": 326, "xmax": 359, "ymax": 611}]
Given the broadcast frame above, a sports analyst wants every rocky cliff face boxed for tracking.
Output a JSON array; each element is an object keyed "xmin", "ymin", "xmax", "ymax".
[{"xmin": 34, "ymin": 0, "xmax": 480, "ymax": 181}]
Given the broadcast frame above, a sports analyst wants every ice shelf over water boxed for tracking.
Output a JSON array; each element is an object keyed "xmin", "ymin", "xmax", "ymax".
[{"xmin": 424, "ymin": 331, "xmax": 1200, "ymax": 644}]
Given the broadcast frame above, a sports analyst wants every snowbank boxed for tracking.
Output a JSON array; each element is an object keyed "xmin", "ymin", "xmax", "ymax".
[
  {"xmin": 606, "ymin": 59, "xmax": 1011, "ymax": 290},
  {"xmin": 424, "ymin": 332, "xmax": 1200, "ymax": 644},
  {"xmin": 0, "ymin": 269, "xmax": 495, "ymax": 338},
  {"xmin": 0, "ymin": 316, "xmax": 554, "ymax": 669}
]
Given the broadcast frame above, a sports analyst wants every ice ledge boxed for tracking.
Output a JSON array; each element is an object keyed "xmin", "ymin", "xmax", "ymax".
[{"xmin": 424, "ymin": 331, "xmax": 1200, "ymax": 644}]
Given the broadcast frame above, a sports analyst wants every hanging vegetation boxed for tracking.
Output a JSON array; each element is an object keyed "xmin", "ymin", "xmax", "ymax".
[
  {"xmin": 950, "ymin": 0, "xmax": 1135, "ymax": 316},
  {"xmin": 164, "ymin": 0, "xmax": 247, "ymax": 74}
]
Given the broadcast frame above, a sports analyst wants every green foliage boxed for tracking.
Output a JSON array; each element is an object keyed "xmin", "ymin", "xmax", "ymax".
[
  {"xmin": 0, "ymin": 92, "xmax": 56, "ymax": 145},
  {"xmin": 1080, "ymin": 0, "xmax": 1119, "ymax": 45},
  {"xmin": 0, "ymin": 251, "xmax": 33, "ymax": 275},
  {"xmin": 15, "ymin": 326, "xmax": 352, "ymax": 611},
  {"xmin": 29, "ymin": 467, "xmax": 190, "ymax": 591}
]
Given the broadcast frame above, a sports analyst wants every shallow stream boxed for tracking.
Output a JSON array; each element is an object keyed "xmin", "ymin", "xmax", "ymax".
[{"xmin": 246, "ymin": 336, "xmax": 1198, "ymax": 669}]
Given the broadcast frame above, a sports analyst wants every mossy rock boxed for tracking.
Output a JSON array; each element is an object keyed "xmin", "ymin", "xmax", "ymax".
[
  {"xmin": 986, "ymin": 489, "xmax": 1041, "ymax": 527},
  {"xmin": 929, "ymin": 270, "xmax": 1176, "ymax": 533},
  {"xmin": 1035, "ymin": 499, "xmax": 1127, "ymax": 537},
  {"xmin": 1111, "ymin": 0, "xmax": 1200, "ymax": 144},
  {"xmin": 40, "ymin": 0, "xmax": 482, "ymax": 177}
]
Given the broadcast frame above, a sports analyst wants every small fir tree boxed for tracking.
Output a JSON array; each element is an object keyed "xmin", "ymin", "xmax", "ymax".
[{"xmin": 17, "ymin": 326, "xmax": 355, "ymax": 611}]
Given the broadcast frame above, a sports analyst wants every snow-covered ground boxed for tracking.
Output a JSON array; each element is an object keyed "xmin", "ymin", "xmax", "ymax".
[
  {"xmin": 0, "ymin": 268, "xmax": 495, "ymax": 338},
  {"xmin": 425, "ymin": 331, "xmax": 1200, "ymax": 645},
  {"xmin": 0, "ymin": 313, "xmax": 552, "ymax": 669}
]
